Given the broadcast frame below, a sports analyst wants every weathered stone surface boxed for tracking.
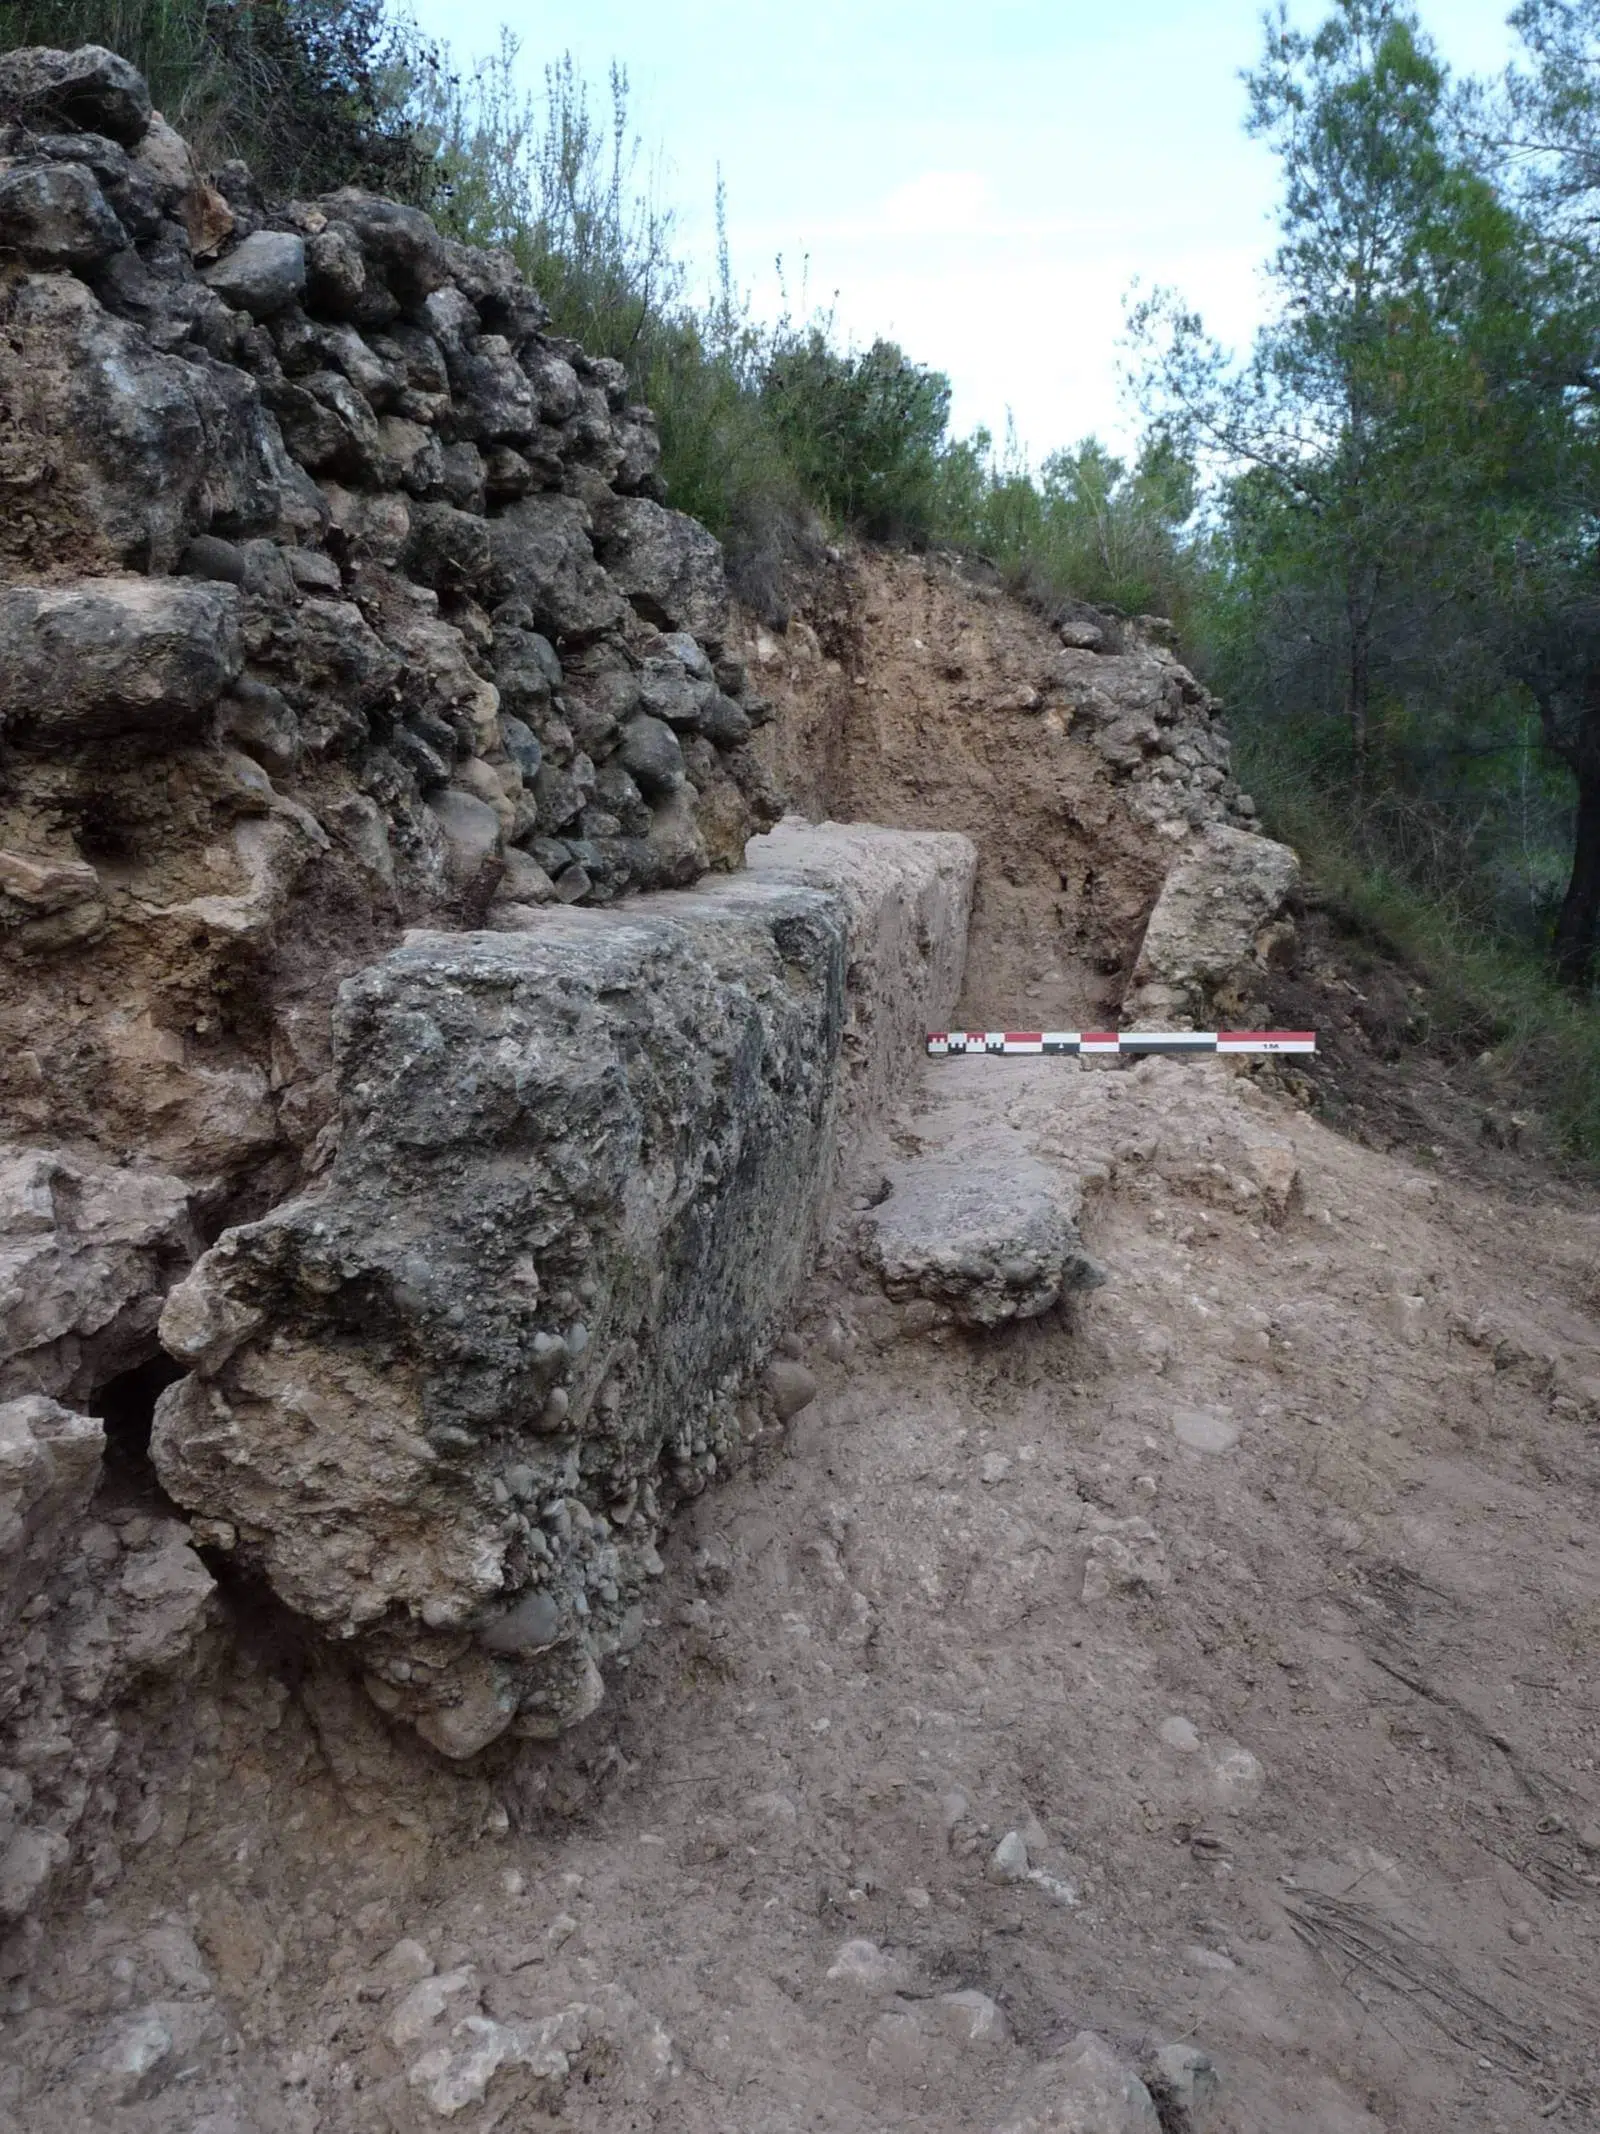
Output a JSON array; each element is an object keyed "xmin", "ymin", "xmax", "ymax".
[
  {"xmin": 152, "ymin": 880, "xmax": 845, "ymax": 1752},
  {"xmin": 0, "ymin": 1395, "xmax": 103, "ymax": 1615},
  {"xmin": 0, "ymin": 159, "xmax": 126, "ymax": 266},
  {"xmin": 0, "ymin": 1145, "xmax": 198, "ymax": 1401},
  {"xmin": 321, "ymin": 189, "xmax": 453, "ymax": 305},
  {"xmin": 1146, "ymin": 2043, "xmax": 1221, "ymax": 2128},
  {"xmin": 0, "ymin": 273, "xmax": 308, "ymax": 573},
  {"xmin": 858, "ymin": 1153, "xmax": 1096, "ymax": 1326},
  {"xmin": 0, "ymin": 44, "xmax": 152, "ymax": 144},
  {"xmin": 1125, "ymin": 823, "xmax": 1300, "ymax": 1025},
  {"xmin": 428, "ymin": 787, "xmax": 504, "ymax": 901},
  {"xmin": 152, "ymin": 827, "xmax": 965, "ymax": 1753},
  {"xmin": 616, "ymin": 713, "xmax": 684, "ymax": 798},
  {"xmin": 0, "ymin": 577, "xmax": 241, "ymax": 748},
  {"xmin": 202, "ymin": 228, "xmax": 305, "ymax": 317},
  {"xmin": 594, "ymin": 495, "xmax": 729, "ymax": 644},
  {"xmin": 486, "ymin": 494, "xmax": 625, "ymax": 641},
  {"xmin": 748, "ymin": 818, "xmax": 975, "ymax": 1178},
  {"xmin": 0, "ymin": 847, "xmax": 105, "ymax": 953},
  {"xmin": 994, "ymin": 2030, "xmax": 1163, "ymax": 2133},
  {"xmin": 133, "ymin": 111, "xmax": 231, "ymax": 251}
]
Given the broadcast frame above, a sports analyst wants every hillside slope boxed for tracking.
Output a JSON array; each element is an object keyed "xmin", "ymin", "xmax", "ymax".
[{"xmin": 7, "ymin": 546, "xmax": 1598, "ymax": 2134}]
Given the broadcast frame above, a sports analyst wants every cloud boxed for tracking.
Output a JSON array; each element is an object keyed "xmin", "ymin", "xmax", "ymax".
[{"xmin": 876, "ymin": 170, "xmax": 994, "ymax": 237}]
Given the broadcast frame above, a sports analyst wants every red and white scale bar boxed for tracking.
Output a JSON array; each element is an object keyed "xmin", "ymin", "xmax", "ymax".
[{"xmin": 927, "ymin": 1030, "xmax": 1316, "ymax": 1057}]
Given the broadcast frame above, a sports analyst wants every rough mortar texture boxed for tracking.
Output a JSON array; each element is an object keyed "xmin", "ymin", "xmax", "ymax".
[{"xmin": 153, "ymin": 828, "xmax": 971, "ymax": 1755}]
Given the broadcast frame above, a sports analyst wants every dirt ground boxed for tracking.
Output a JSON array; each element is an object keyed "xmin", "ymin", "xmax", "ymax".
[
  {"xmin": 749, "ymin": 547, "xmax": 1174, "ymax": 1033},
  {"xmin": 7, "ymin": 551, "xmax": 1600, "ymax": 2134}
]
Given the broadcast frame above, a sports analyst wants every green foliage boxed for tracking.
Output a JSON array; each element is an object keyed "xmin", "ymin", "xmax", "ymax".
[
  {"xmin": 2, "ymin": 0, "xmax": 436, "ymax": 198},
  {"xmin": 936, "ymin": 427, "xmax": 1200, "ymax": 621},
  {"xmin": 1130, "ymin": 0, "xmax": 1600, "ymax": 1141},
  {"xmin": 1132, "ymin": 0, "xmax": 1542, "ymax": 767},
  {"xmin": 757, "ymin": 330, "xmax": 951, "ymax": 541},
  {"xmin": 415, "ymin": 38, "xmax": 682, "ymax": 361},
  {"xmin": 1234, "ymin": 705, "xmax": 1600, "ymax": 1158}
]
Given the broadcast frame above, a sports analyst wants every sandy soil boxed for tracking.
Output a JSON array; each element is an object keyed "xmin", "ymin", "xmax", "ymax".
[
  {"xmin": 749, "ymin": 548, "xmax": 1174, "ymax": 1032},
  {"xmin": 7, "ymin": 551, "xmax": 1599, "ymax": 2134}
]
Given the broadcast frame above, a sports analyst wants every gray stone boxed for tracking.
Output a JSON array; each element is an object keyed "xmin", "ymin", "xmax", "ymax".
[
  {"xmin": 151, "ymin": 836, "xmax": 957, "ymax": 1753},
  {"xmin": 500, "ymin": 715, "xmax": 543, "ymax": 781},
  {"xmin": 1147, "ymin": 2043, "xmax": 1221, "ymax": 2128},
  {"xmin": 0, "ymin": 160, "xmax": 126, "ymax": 267},
  {"xmin": 203, "ymin": 230, "xmax": 306, "ymax": 318},
  {"xmin": 0, "ymin": 1395, "xmax": 104, "ymax": 1617},
  {"xmin": 1125, "ymin": 824, "xmax": 1299, "ymax": 1024},
  {"xmin": 525, "ymin": 348, "xmax": 581, "ymax": 420},
  {"xmin": 376, "ymin": 414, "xmax": 446, "ymax": 496},
  {"xmin": 989, "ymin": 1830, "xmax": 1030, "ymax": 1883},
  {"xmin": 534, "ymin": 763, "xmax": 591, "ymax": 833},
  {"xmin": 765, "ymin": 1358, "xmax": 817, "ymax": 1420},
  {"xmin": 0, "ymin": 273, "xmax": 312, "ymax": 574},
  {"xmin": 0, "ymin": 44, "xmax": 153, "ymax": 145},
  {"xmin": 995, "ymin": 2030, "xmax": 1162, "ymax": 2134},
  {"xmin": 496, "ymin": 846, "xmax": 555, "ymax": 905},
  {"xmin": 277, "ymin": 369, "xmax": 380, "ymax": 479},
  {"xmin": 427, "ymin": 788, "xmax": 503, "ymax": 899},
  {"xmin": 1172, "ymin": 1407, "xmax": 1240, "ymax": 1455},
  {"xmin": 659, "ymin": 630, "xmax": 712, "ymax": 680},
  {"xmin": 405, "ymin": 501, "xmax": 493, "ymax": 593},
  {"xmin": 0, "ymin": 578, "xmax": 241, "ymax": 749},
  {"xmin": 594, "ymin": 495, "xmax": 729, "ymax": 644},
  {"xmin": 858, "ymin": 1154, "xmax": 1097, "ymax": 1327},
  {"xmin": 320, "ymin": 189, "xmax": 452, "ymax": 305},
  {"xmin": 700, "ymin": 690, "xmax": 753, "ymax": 745},
  {"xmin": 285, "ymin": 546, "xmax": 341, "ymax": 594},
  {"xmin": 304, "ymin": 221, "xmax": 366, "ymax": 314},
  {"xmin": 614, "ymin": 409, "xmax": 663, "ymax": 494},
  {"xmin": 825, "ymin": 1938, "xmax": 912, "ymax": 1993},
  {"xmin": 0, "ymin": 847, "xmax": 104, "ymax": 955},
  {"xmin": 0, "ymin": 1823, "xmax": 71, "ymax": 1923},
  {"xmin": 486, "ymin": 494, "xmax": 625, "ymax": 642},
  {"xmin": 476, "ymin": 1586, "xmax": 563, "ymax": 1654},
  {"xmin": 33, "ymin": 129, "xmax": 162, "ymax": 242},
  {"xmin": 177, "ymin": 534, "xmax": 247, "ymax": 584},
  {"xmin": 617, "ymin": 714, "xmax": 685, "ymax": 799},
  {"xmin": 0, "ymin": 1145, "xmax": 197, "ymax": 1403},
  {"xmin": 448, "ymin": 334, "xmax": 539, "ymax": 443},
  {"xmin": 935, "ymin": 1990, "xmax": 1010, "ymax": 2048}
]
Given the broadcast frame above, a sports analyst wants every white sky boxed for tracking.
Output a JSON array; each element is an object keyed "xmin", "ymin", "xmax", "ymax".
[{"xmin": 409, "ymin": 0, "xmax": 1525, "ymax": 461}]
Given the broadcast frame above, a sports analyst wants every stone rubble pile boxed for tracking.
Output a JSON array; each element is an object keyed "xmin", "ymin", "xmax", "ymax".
[
  {"xmin": 1043, "ymin": 615, "xmax": 1257, "ymax": 838},
  {"xmin": 0, "ymin": 38, "xmax": 780, "ymax": 930}
]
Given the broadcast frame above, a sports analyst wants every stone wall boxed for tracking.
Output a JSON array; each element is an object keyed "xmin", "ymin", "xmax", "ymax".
[
  {"xmin": 0, "ymin": 39, "xmax": 1284, "ymax": 1946},
  {"xmin": 0, "ymin": 42, "xmax": 781, "ymax": 1224},
  {"xmin": 0, "ymin": 38, "xmax": 793, "ymax": 1931},
  {"xmin": 151, "ymin": 828, "xmax": 976, "ymax": 1758}
]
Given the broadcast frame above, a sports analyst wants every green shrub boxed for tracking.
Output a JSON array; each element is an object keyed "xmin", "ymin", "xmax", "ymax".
[
  {"xmin": 756, "ymin": 329, "xmax": 952, "ymax": 543},
  {"xmin": 1231, "ymin": 699, "xmax": 1600, "ymax": 1160},
  {"xmin": 1, "ymin": 0, "xmax": 436, "ymax": 199},
  {"xmin": 936, "ymin": 429, "xmax": 1201, "ymax": 622}
]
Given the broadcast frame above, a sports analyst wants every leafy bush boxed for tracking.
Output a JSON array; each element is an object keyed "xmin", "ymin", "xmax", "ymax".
[
  {"xmin": 415, "ymin": 38, "xmax": 682, "ymax": 362},
  {"xmin": 2, "ymin": 0, "xmax": 436, "ymax": 199},
  {"xmin": 936, "ymin": 428, "xmax": 1201, "ymax": 622}
]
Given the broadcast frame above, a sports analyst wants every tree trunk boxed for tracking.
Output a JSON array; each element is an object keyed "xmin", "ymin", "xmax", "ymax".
[
  {"xmin": 1344, "ymin": 566, "xmax": 1375, "ymax": 788},
  {"xmin": 1346, "ymin": 624, "xmax": 1370, "ymax": 786},
  {"xmin": 1554, "ymin": 758, "xmax": 1600, "ymax": 991}
]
